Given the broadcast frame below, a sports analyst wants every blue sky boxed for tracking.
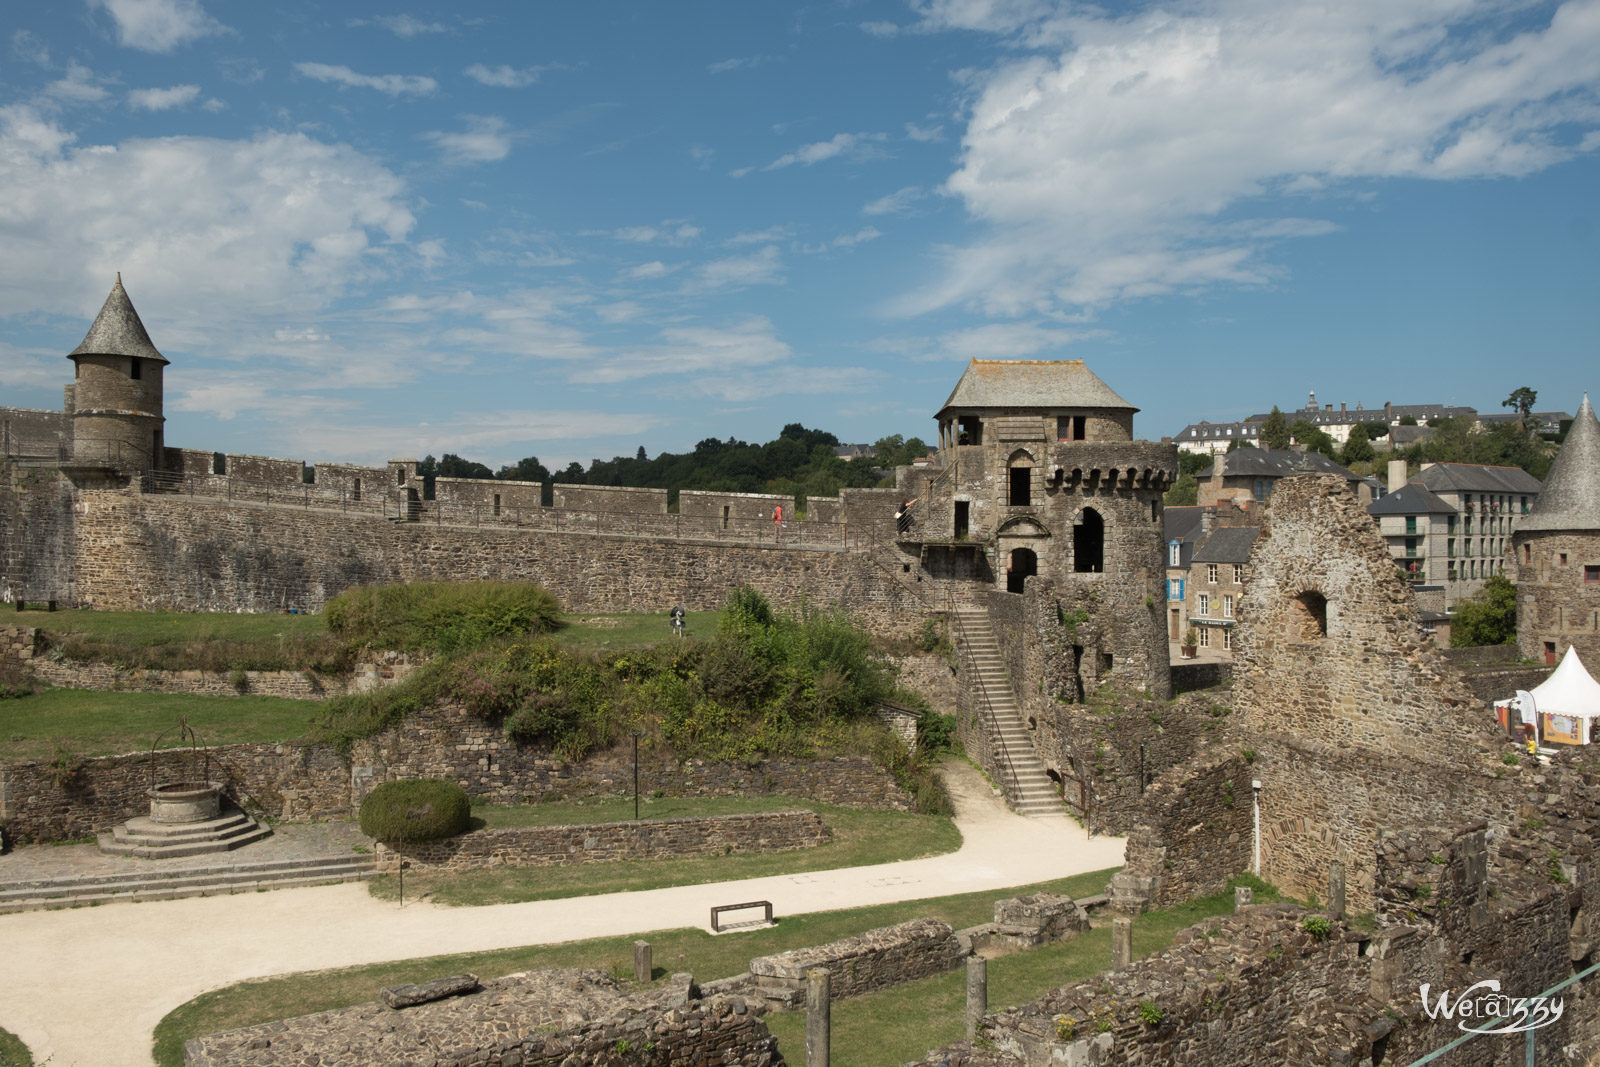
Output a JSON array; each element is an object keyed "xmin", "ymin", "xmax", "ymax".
[{"xmin": 2, "ymin": 0, "xmax": 1597, "ymax": 470}]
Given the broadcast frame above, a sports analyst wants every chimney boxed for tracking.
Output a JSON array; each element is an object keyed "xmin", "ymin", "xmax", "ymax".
[
  {"xmin": 1201, "ymin": 508, "xmax": 1214, "ymax": 537},
  {"xmin": 1340, "ymin": 402, "xmax": 1347, "ymax": 415},
  {"xmin": 1387, "ymin": 459, "xmax": 1407, "ymax": 493}
]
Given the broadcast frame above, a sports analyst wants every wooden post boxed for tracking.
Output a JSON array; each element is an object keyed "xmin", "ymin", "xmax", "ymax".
[
  {"xmin": 633, "ymin": 940, "xmax": 652, "ymax": 983},
  {"xmin": 1112, "ymin": 917, "xmax": 1133, "ymax": 970},
  {"xmin": 806, "ymin": 967, "xmax": 830, "ymax": 1067},
  {"xmin": 965, "ymin": 957, "xmax": 987, "ymax": 1040}
]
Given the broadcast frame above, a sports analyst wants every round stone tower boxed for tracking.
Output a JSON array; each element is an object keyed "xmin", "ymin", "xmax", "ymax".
[
  {"xmin": 1512, "ymin": 394, "xmax": 1600, "ymax": 665},
  {"xmin": 67, "ymin": 274, "xmax": 167, "ymax": 471}
]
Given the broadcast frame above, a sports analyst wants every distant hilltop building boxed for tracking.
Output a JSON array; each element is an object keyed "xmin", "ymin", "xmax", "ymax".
[{"xmin": 1173, "ymin": 388, "xmax": 1513, "ymax": 455}]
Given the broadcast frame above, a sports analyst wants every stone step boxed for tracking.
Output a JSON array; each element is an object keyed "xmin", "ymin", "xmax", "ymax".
[
  {"xmin": 0, "ymin": 855, "xmax": 377, "ymax": 913},
  {"xmin": 0, "ymin": 868, "xmax": 377, "ymax": 915},
  {"xmin": 105, "ymin": 811, "xmax": 261, "ymax": 845},
  {"xmin": 98, "ymin": 824, "xmax": 276, "ymax": 859}
]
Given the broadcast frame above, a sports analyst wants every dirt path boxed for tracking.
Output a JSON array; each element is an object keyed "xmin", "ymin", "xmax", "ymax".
[{"xmin": 0, "ymin": 761, "xmax": 1125, "ymax": 1066}]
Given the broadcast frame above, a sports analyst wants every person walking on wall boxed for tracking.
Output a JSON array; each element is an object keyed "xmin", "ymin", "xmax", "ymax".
[{"xmin": 773, "ymin": 503, "xmax": 785, "ymax": 537}]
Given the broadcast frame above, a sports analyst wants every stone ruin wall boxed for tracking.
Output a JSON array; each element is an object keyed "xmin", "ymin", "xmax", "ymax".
[
  {"xmin": 49, "ymin": 484, "xmax": 926, "ymax": 633},
  {"xmin": 379, "ymin": 810, "xmax": 830, "ymax": 873},
  {"xmin": 1111, "ymin": 752, "xmax": 1253, "ymax": 911},
  {"xmin": 0, "ymin": 702, "xmax": 911, "ymax": 844},
  {"xmin": 185, "ymin": 970, "xmax": 783, "ymax": 1067},
  {"xmin": 918, "ymin": 823, "xmax": 1591, "ymax": 1067},
  {"xmin": 748, "ymin": 917, "xmax": 966, "ymax": 1004}
]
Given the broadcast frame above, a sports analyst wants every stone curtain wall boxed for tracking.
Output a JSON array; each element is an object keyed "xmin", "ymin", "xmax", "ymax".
[
  {"xmin": 185, "ymin": 970, "xmax": 782, "ymax": 1067},
  {"xmin": 1111, "ymin": 752, "xmax": 1252, "ymax": 910},
  {"xmin": 749, "ymin": 918, "xmax": 966, "ymax": 1004},
  {"xmin": 1, "ymin": 703, "xmax": 911, "ymax": 842},
  {"xmin": 0, "ymin": 465, "xmax": 77, "ymax": 605},
  {"xmin": 379, "ymin": 810, "xmax": 830, "ymax": 873},
  {"xmin": 60, "ymin": 487, "xmax": 925, "ymax": 635}
]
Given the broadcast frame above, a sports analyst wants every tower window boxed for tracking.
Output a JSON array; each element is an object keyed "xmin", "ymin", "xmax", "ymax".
[
  {"xmin": 130, "ymin": 359, "xmax": 141, "ymax": 380},
  {"xmin": 1009, "ymin": 466, "xmax": 1031, "ymax": 506}
]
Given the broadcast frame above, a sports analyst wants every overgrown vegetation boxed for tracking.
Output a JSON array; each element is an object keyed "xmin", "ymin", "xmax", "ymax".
[
  {"xmin": 1451, "ymin": 575, "xmax": 1518, "ymax": 648},
  {"xmin": 358, "ymin": 778, "xmax": 472, "ymax": 844},
  {"xmin": 325, "ymin": 581, "xmax": 561, "ymax": 654},
  {"xmin": 35, "ymin": 608, "xmax": 345, "ymax": 674}
]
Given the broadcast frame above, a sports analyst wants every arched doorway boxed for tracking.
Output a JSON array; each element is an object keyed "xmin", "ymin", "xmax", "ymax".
[
  {"xmin": 1008, "ymin": 547, "xmax": 1037, "ymax": 594},
  {"xmin": 1073, "ymin": 508, "xmax": 1104, "ymax": 572}
]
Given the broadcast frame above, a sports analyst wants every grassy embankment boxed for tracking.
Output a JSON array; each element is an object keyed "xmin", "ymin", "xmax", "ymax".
[{"xmin": 153, "ymin": 872, "xmax": 1292, "ymax": 1067}]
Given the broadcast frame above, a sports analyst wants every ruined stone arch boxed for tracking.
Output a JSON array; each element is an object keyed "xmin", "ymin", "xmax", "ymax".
[{"xmin": 1289, "ymin": 589, "xmax": 1328, "ymax": 640}]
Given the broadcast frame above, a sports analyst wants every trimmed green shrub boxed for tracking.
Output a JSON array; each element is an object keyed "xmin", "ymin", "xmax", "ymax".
[
  {"xmin": 358, "ymin": 778, "xmax": 471, "ymax": 844},
  {"xmin": 326, "ymin": 581, "xmax": 561, "ymax": 653}
]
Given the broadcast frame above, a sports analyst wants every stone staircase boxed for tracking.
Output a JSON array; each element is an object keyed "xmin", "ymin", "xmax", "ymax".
[
  {"xmin": 951, "ymin": 606, "xmax": 1068, "ymax": 819},
  {"xmin": 98, "ymin": 808, "xmax": 273, "ymax": 859},
  {"xmin": 0, "ymin": 852, "xmax": 377, "ymax": 914}
]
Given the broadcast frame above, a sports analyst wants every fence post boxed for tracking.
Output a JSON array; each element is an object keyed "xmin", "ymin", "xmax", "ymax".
[
  {"xmin": 806, "ymin": 967, "xmax": 830, "ymax": 1067},
  {"xmin": 633, "ymin": 940, "xmax": 652, "ymax": 983},
  {"xmin": 1112, "ymin": 917, "xmax": 1133, "ymax": 970},
  {"xmin": 965, "ymin": 956, "xmax": 987, "ymax": 1040}
]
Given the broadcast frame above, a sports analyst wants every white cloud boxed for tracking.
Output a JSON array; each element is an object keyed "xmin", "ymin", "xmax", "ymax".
[
  {"xmin": 863, "ymin": 186, "xmax": 925, "ymax": 215},
  {"xmin": 128, "ymin": 84, "xmax": 201, "ymax": 111},
  {"xmin": 689, "ymin": 144, "xmax": 715, "ymax": 169},
  {"xmin": 708, "ymin": 56, "xmax": 762, "ymax": 74},
  {"xmin": 464, "ymin": 63, "xmax": 544, "ymax": 88},
  {"xmin": 870, "ymin": 321, "xmax": 1102, "ymax": 361},
  {"xmin": 0, "ymin": 105, "xmax": 414, "ymax": 323},
  {"xmin": 294, "ymin": 62, "xmax": 437, "ymax": 97},
  {"xmin": 0, "ymin": 342, "xmax": 64, "ymax": 391},
  {"xmin": 907, "ymin": 0, "xmax": 1600, "ymax": 316},
  {"xmin": 89, "ymin": 0, "xmax": 225, "ymax": 53},
  {"xmin": 689, "ymin": 245, "xmax": 785, "ymax": 291},
  {"xmin": 762, "ymin": 131, "xmax": 887, "ymax": 171},
  {"xmin": 423, "ymin": 115, "xmax": 513, "ymax": 164},
  {"xmin": 726, "ymin": 226, "xmax": 790, "ymax": 246},
  {"xmin": 804, "ymin": 227, "xmax": 883, "ymax": 253},
  {"xmin": 354, "ymin": 15, "xmax": 448, "ymax": 37},
  {"xmin": 905, "ymin": 121, "xmax": 944, "ymax": 142},
  {"xmin": 624, "ymin": 261, "xmax": 672, "ymax": 279},
  {"xmin": 46, "ymin": 63, "xmax": 110, "ymax": 103},
  {"xmin": 571, "ymin": 316, "xmax": 791, "ymax": 385},
  {"xmin": 605, "ymin": 222, "xmax": 699, "ymax": 245},
  {"xmin": 12, "ymin": 30, "xmax": 51, "ymax": 67}
]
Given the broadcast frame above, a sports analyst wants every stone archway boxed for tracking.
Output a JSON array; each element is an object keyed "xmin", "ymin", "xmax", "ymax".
[{"xmin": 1008, "ymin": 546, "xmax": 1038, "ymax": 594}]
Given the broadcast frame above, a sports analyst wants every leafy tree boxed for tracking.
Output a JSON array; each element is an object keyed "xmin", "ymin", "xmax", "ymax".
[
  {"xmin": 1341, "ymin": 424, "xmax": 1374, "ymax": 466},
  {"xmin": 497, "ymin": 456, "xmax": 550, "ymax": 483},
  {"xmin": 1261, "ymin": 407, "xmax": 1291, "ymax": 450},
  {"xmin": 437, "ymin": 453, "xmax": 495, "ymax": 479},
  {"xmin": 636, "ymin": 445, "xmax": 648, "ymax": 462},
  {"xmin": 558, "ymin": 461, "xmax": 586, "ymax": 484},
  {"xmin": 1399, "ymin": 414, "xmax": 1418, "ymax": 426},
  {"xmin": 1356, "ymin": 421, "xmax": 1389, "ymax": 441},
  {"xmin": 1451, "ymin": 575, "xmax": 1517, "ymax": 647},
  {"xmin": 1288, "ymin": 421, "xmax": 1339, "ymax": 460},
  {"xmin": 1504, "ymin": 387, "xmax": 1538, "ymax": 422},
  {"xmin": 1164, "ymin": 473, "xmax": 1199, "ymax": 506}
]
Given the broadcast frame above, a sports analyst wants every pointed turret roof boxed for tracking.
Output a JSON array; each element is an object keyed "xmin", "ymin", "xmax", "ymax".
[
  {"xmin": 68, "ymin": 274, "xmax": 167, "ymax": 365},
  {"xmin": 1518, "ymin": 394, "xmax": 1600, "ymax": 533}
]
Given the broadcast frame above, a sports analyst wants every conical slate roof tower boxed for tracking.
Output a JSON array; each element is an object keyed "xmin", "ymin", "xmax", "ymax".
[
  {"xmin": 1518, "ymin": 394, "xmax": 1600, "ymax": 533},
  {"xmin": 66, "ymin": 275, "xmax": 167, "ymax": 471},
  {"xmin": 1513, "ymin": 393, "xmax": 1600, "ymax": 664}
]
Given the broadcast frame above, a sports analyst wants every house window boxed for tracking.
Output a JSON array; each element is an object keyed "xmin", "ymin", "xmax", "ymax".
[
  {"xmin": 1169, "ymin": 578, "xmax": 1184, "ymax": 600},
  {"xmin": 1223, "ymin": 628, "xmax": 1233, "ymax": 650},
  {"xmin": 1254, "ymin": 479, "xmax": 1270, "ymax": 501},
  {"xmin": 1055, "ymin": 414, "xmax": 1087, "ymax": 441},
  {"xmin": 1197, "ymin": 593, "xmax": 1211, "ymax": 617},
  {"xmin": 1447, "ymin": 539, "xmax": 1455, "ymax": 558},
  {"xmin": 1198, "ymin": 626, "xmax": 1210, "ymax": 648},
  {"xmin": 1206, "ymin": 563, "xmax": 1218, "ymax": 583},
  {"xmin": 1169, "ymin": 542, "xmax": 1181, "ymax": 567},
  {"xmin": 1233, "ymin": 565, "xmax": 1243, "ymax": 584},
  {"xmin": 1224, "ymin": 594, "xmax": 1234, "ymax": 618},
  {"xmin": 1586, "ymin": 566, "xmax": 1600, "ymax": 583},
  {"xmin": 1447, "ymin": 515, "xmax": 1456, "ymax": 533},
  {"xmin": 1405, "ymin": 516, "xmax": 1417, "ymax": 535}
]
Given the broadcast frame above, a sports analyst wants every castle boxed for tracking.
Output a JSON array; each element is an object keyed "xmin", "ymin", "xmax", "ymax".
[{"xmin": 1, "ymin": 279, "xmax": 1179, "ymax": 795}]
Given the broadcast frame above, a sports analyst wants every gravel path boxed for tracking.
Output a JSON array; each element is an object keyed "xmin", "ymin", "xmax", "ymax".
[{"xmin": 0, "ymin": 761, "xmax": 1125, "ymax": 1067}]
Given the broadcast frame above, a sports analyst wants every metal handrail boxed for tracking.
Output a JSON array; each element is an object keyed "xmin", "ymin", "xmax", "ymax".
[{"xmin": 946, "ymin": 593, "xmax": 1024, "ymax": 805}]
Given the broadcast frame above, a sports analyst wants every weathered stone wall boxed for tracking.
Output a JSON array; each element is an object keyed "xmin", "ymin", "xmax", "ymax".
[
  {"xmin": 0, "ymin": 624, "xmax": 40, "ymax": 660},
  {"xmin": 0, "ymin": 702, "xmax": 911, "ymax": 842},
  {"xmin": 891, "ymin": 651, "xmax": 958, "ymax": 714},
  {"xmin": 1111, "ymin": 752, "xmax": 1252, "ymax": 910},
  {"xmin": 0, "ymin": 465, "xmax": 77, "ymax": 604},
  {"xmin": 433, "ymin": 475, "xmax": 542, "ymax": 516},
  {"xmin": 380, "ymin": 810, "xmax": 829, "ymax": 873},
  {"xmin": 185, "ymin": 970, "xmax": 783, "ymax": 1067},
  {"xmin": 749, "ymin": 917, "xmax": 965, "ymax": 1003},
  {"xmin": 552, "ymin": 483, "xmax": 668, "ymax": 514},
  {"xmin": 679, "ymin": 490, "xmax": 795, "ymax": 523},
  {"xmin": 1515, "ymin": 528, "xmax": 1600, "ymax": 664},
  {"xmin": 56, "ymin": 487, "xmax": 926, "ymax": 634},
  {"xmin": 0, "ymin": 407, "xmax": 70, "ymax": 460}
]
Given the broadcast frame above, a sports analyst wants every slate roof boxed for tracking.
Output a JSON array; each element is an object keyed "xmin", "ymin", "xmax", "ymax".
[
  {"xmin": 68, "ymin": 274, "xmax": 167, "ymax": 365},
  {"xmin": 1367, "ymin": 483, "xmax": 1455, "ymax": 517},
  {"xmin": 1164, "ymin": 506, "xmax": 1208, "ymax": 546},
  {"xmin": 1191, "ymin": 526, "xmax": 1259, "ymax": 564},
  {"xmin": 1415, "ymin": 463, "xmax": 1542, "ymax": 496},
  {"xmin": 1198, "ymin": 450, "xmax": 1361, "ymax": 482},
  {"xmin": 1518, "ymin": 394, "xmax": 1600, "ymax": 533},
  {"xmin": 938, "ymin": 360, "xmax": 1135, "ymax": 416}
]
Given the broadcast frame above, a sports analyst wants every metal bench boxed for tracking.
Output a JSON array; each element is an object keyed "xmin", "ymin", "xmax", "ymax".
[{"xmin": 711, "ymin": 900, "xmax": 775, "ymax": 933}]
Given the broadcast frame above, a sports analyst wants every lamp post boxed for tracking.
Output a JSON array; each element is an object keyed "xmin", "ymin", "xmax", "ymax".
[{"xmin": 632, "ymin": 729, "xmax": 644, "ymax": 820}]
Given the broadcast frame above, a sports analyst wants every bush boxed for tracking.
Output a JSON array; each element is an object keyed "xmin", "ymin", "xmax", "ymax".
[
  {"xmin": 326, "ymin": 581, "xmax": 561, "ymax": 653},
  {"xmin": 358, "ymin": 778, "xmax": 471, "ymax": 844}
]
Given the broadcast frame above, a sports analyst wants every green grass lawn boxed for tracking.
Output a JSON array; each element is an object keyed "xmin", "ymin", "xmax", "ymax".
[
  {"xmin": 552, "ymin": 610, "xmax": 723, "ymax": 650},
  {"xmin": 0, "ymin": 689, "xmax": 324, "ymax": 761},
  {"xmin": 152, "ymin": 867, "xmax": 1120, "ymax": 1067},
  {"xmin": 371, "ymin": 801, "xmax": 961, "ymax": 906},
  {"xmin": 0, "ymin": 1026, "xmax": 33, "ymax": 1066}
]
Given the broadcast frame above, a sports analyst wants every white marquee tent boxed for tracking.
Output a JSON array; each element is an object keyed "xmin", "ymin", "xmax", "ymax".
[{"xmin": 1497, "ymin": 647, "xmax": 1600, "ymax": 745}]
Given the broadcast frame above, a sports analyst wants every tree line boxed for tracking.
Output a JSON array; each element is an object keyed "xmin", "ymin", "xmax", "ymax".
[{"xmin": 412, "ymin": 424, "xmax": 931, "ymax": 508}]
